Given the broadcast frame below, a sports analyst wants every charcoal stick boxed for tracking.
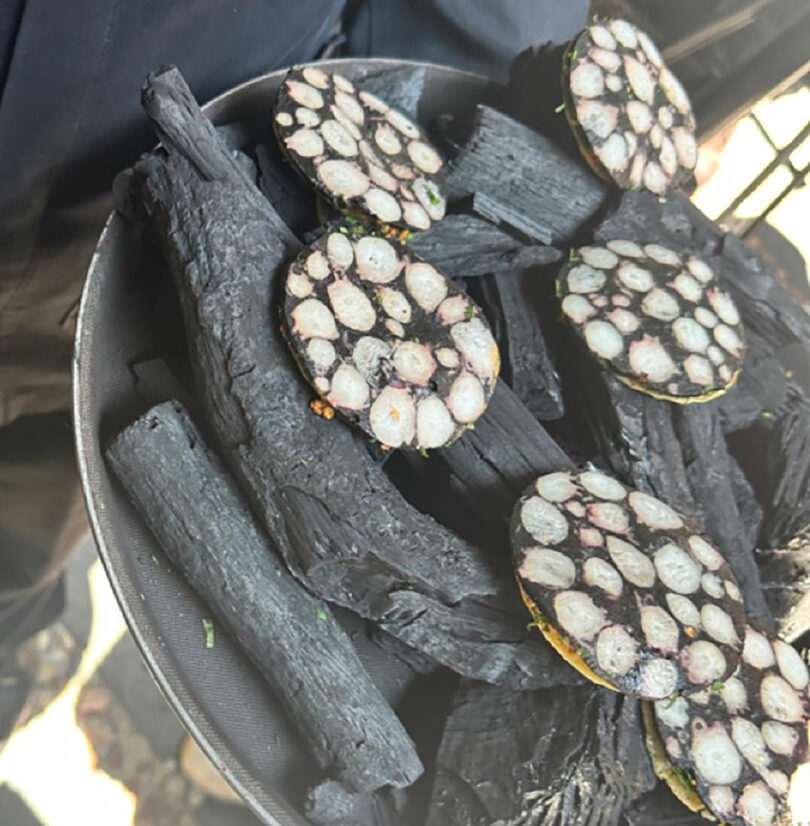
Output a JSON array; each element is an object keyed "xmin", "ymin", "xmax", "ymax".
[{"xmin": 106, "ymin": 401, "xmax": 423, "ymax": 792}]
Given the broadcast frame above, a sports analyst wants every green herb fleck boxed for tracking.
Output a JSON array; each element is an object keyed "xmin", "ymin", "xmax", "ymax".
[
  {"xmin": 464, "ymin": 306, "xmax": 475, "ymax": 321},
  {"xmin": 568, "ymin": 248, "xmax": 576, "ymax": 260},
  {"xmin": 711, "ymin": 680, "xmax": 725, "ymax": 692},
  {"xmin": 554, "ymin": 102, "xmax": 566, "ymax": 113},
  {"xmin": 760, "ymin": 410, "xmax": 774, "ymax": 419},
  {"xmin": 465, "ymin": 422, "xmax": 476, "ymax": 431},
  {"xmin": 317, "ymin": 609, "xmax": 328, "ymax": 622},
  {"xmin": 671, "ymin": 764, "xmax": 695, "ymax": 788},
  {"xmin": 427, "ymin": 188, "xmax": 441, "ymax": 206},
  {"xmin": 664, "ymin": 691, "xmax": 680, "ymax": 709},
  {"xmin": 419, "ymin": 448, "xmax": 430, "ymax": 458},
  {"xmin": 202, "ymin": 618, "xmax": 215, "ymax": 649},
  {"xmin": 300, "ymin": 458, "xmax": 310, "ymax": 467}
]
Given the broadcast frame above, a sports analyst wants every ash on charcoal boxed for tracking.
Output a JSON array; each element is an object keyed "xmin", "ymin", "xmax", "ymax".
[
  {"xmin": 445, "ymin": 105, "xmax": 608, "ymax": 245},
  {"xmin": 409, "ymin": 214, "xmax": 561, "ymax": 280},
  {"xmin": 305, "ymin": 781, "xmax": 406, "ymax": 826},
  {"xmin": 512, "ymin": 470, "xmax": 746, "ymax": 699},
  {"xmin": 427, "ymin": 679, "xmax": 656, "ymax": 826},
  {"xmin": 282, "ymin": 226, "xmax": 500, "ymax": 450},
  {"xmin": 120, "ymin": 67, "xmax": 581, "ymax": 690},
  {"xmin": 563, "ymin": 19, "xmax": 697, "ymax": 195},
  {"xmin": 648, "ymin": 625, "xmax": 809, "ymax": 826},
  {"xmin": 274, "ymin": 66, "xmax": 445, "ymax": 231},
  {"xmin": 107, "ymin": 401, "xmax": 422, "ymax": 792}
]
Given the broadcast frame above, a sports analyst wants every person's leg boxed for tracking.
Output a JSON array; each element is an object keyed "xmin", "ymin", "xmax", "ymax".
[{"xmin": 0, "ymin": 411, "xmax": 87, "ymax": 740}]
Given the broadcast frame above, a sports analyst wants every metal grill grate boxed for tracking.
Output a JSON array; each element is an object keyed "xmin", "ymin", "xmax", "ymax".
[{"xmin": 717, "ymin": 70, "xmax": 810, "ymax": 237}]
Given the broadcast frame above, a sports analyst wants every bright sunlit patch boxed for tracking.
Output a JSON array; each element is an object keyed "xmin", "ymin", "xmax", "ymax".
[
  {"xmin": 0, "ymin": 561, "xmax": 133, "ymax": 826},
  {"xmin": 692, "ymin": 86, "xmax": 810, "ymax": 282},
  {"xmin": 790, "ymin": 757, "xmax": 810, "ymax": 826}
]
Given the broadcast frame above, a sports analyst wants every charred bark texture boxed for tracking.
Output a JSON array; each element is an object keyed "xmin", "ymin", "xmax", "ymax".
[
  {"xmin": 439, "ymin": 382, "xmax": 573, "ymax": 527},
  {"xmin": 427, "ymin": 680, "xmax": 656, "ymax": 826},
  {"xmin": 758, "ymin": 528, "xmax": 810, "ymax": 645},
  {"xmin": 106, "ymin": 401, "xmax": 422, "ymax": 792},
  {"xmin": 445, "ymin": 105, "xmax": 608, "ymax": 245},
  {"xmin": 492, "ymin": 269, "xmax": 564, "ymax": 420},
  {"xmin": 409, "ymin": 214, "xmax": 561, "ymax": 279}
]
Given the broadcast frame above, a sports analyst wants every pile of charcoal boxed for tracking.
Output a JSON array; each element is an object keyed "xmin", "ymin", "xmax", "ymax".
[{"xmin": 107, "ymin": 17, "xmax": 810, "ymax": 826}]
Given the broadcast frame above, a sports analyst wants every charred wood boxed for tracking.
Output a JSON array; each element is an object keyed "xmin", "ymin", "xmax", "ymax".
[
  {"xmin": 427, "ymin": 680, "xmax": 656, "ymax": 826},
  {"xmin": 106, "ymin": 401, "xmax": 422, "ymax": 792}
]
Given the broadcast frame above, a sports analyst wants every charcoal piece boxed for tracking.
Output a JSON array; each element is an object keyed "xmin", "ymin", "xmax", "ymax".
[
  {"xmin": 215, "ymin": 121, "xmax": 254, "ymax": 151},
  {"xmin": 409, "ymin": 214, "xmax": 561, "ymax": 279},
  {"xmin": 122, "ymin": 68, "xmax": 573, "ymax": 689},
  {"xmin": 445, "ymin": 105, "xmax": 608, "ymax": 245},
  {"xmin": 254, "ymin": 138, "xmax": 319, "ymax": 240},
  {"xmin": 106, "ymin": 401, "xmax": 422, "ymax": 792},
  {"xmin": 376, "ymin": 588, "xmax": 584, "ymax": 690},
  {"xmin": 282, "ymin": 227, "xmax": 499, "ymax": 450},
  {"xmin": 592, "ymin": 189, "xmax": 714, "ymax": 254},
  {"xmin": 719, "ymin": 233, "xmax": 810, "ymax": 358},
  {"xmin": 427, "ymin": 680, "xmax": 656, "ymax": 826},
  {"xmin": 139, "ymin": 67, "xmax": 298, "ymax": 249},
  {"xmin": 568, "ymin": 362, "xmax": 697, "ymax": 515},
  {"xmin": 717, "ymin": 330, "xmax": 786, "ymax": 433},
  {"xmin": 305, "ymin": 781, "xmax": 406, "ymax": 826},
  {"xmin": 648, "ymin": 624, "xmax": 810, "ymax": 826},
  {"xmin": 673, "ymin": 404, "xmax": 769, "ymax": 626},
  {"xmin": 558, "ymin": 240, "xmax": 744, "ymax": 402},
  {"xmin": 439, "ymin": 382, "xmax": 575, "ymax": 525},
  {"xmin": 760, "ymin": 393, "xmax": 810, "ymax": 547},
  {"xmin": 370, "ymin": 629, "xmax": 440, "ymax": 677},
  {"xmin": 513, "ymin": 469, "xmax": 746, "ymax": 699},
  {"xmin": 357, "ymin": 65, "xmax": 427, "ymax": 119},
  {"xmin": 563, "ymin": 20, "xmax": 697, "ymax": 195},
  {"xmin": 492, "ymin": 269, "xmax": 564, "ymax": 420},
  {"xmin": 504, "ymin": 42, "xmax": 572, "ymax": 150},
  {"xmin": 274, "ymin": 66, "xmax": 446, "ymax": 231},
  {"xmin": 758, "ymin": 529, "xmax": 810, "ymax": 643}
]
